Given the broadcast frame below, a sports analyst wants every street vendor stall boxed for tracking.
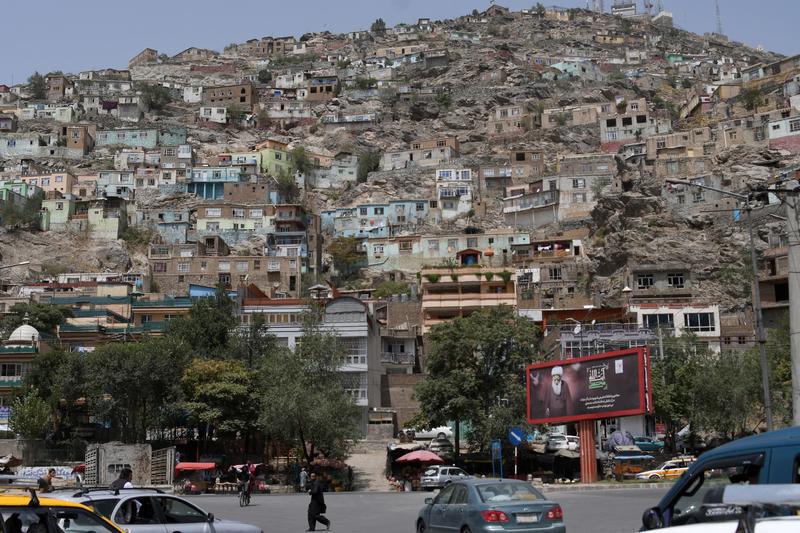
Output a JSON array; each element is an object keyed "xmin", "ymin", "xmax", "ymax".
[
  {"xmin": 392, "ymin": 450, "xmax": 444, "ymax": 491},
  {"xmin": 174, "ymin": 462, "xmax": 216, "ymax": 494}
]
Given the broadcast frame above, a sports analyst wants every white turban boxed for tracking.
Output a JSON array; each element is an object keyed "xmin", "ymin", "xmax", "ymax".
[{"xmin": 551, "ymin": 366, "xmax": 564, "ymax": 377}]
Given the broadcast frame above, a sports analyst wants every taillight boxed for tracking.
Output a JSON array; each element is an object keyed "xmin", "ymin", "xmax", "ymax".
[
  {"xmin": 480, "ymin": 510, "xmax": 510, "ymax": 522},
  {"xmin": 546, "ymin": 505, "xmax": 564, "ymax": 520}
]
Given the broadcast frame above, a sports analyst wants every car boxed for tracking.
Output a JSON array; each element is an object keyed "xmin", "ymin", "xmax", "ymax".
[
  {"xmin": 420, "ymin": 465, "xmax": 470, "ymax": 491},
  {"xmin": 642, "ymin": 426, "xmax": 800, "ymax": 530},
  {"xmin": 544, "ymin": 435, "xmax": 578, "ymax": 451},
  {"xmin": 634, "ymin": 437, "xmax": 665, "ymax": 453},
  {"xmin": 49, "ymin": 488, "xmax": 263, "ymax": 533},
  {"xmin": 416, "ymin": 478, "xmax": 565, "ymax": 533},
  {"xmin": 0, "ymin": 491, "xmax": 125, "ymax": 532},
  {"xmin": 636, "ymin": 458, "xmax": 696, "ymax": 481},
  {"xmin": 406, "ymin": 426, "xmax": 454, "ymax": 440}
]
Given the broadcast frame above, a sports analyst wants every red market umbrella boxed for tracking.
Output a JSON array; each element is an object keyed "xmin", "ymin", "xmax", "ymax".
[
  {"xmin": 175, "ymin": 462, "xmax": 216, "ymax": 475},
  {"xmin": 396, "ymin": 450, "xmax": 444, "ymax": 464}
]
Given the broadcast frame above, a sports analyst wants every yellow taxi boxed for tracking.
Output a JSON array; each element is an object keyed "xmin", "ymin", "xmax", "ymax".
[
  {"xmin": 636, "ymin": 456, "xmax": 697, "ymax": 481},
  {"xmin": 0, "ymin": 491, "xmax": 125, "ymax": 532}
]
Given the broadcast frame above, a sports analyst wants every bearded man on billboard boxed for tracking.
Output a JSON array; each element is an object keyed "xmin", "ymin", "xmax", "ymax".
[{"xmin": 543, "ymin": 366, "xmax": 573, "ymax": 417}]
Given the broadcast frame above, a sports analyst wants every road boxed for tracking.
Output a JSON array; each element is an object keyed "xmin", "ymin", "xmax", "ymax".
[{"xmin": 185, "ymin": 486, "xmax": 669, "ymax": 533}]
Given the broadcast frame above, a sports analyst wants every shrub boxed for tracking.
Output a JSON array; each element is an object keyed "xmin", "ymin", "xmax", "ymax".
[
  {"xmin": 424, "ymin": 274, "xmax": 441, "ymax": 283},
  {"xmin": 498, "ymin": 271, "xmax": 512, "ymax": 283},
  {"xmin": 484, "ymin": 272, "xmax": 495, "ymax": 282},
  {"xmin": 450, "ymin": 273, "xmax": 459, "ymax": 282}
]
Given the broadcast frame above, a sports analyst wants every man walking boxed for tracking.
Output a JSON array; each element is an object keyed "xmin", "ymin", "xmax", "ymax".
[{"xmin": 306, "ymin": 472, "xmax": 330, "ymax": 531}]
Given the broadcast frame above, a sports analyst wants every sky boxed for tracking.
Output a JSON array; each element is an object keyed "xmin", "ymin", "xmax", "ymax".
[{"xmin": 2, "ymin": 0, "xmax": 798, "ymax": 85}]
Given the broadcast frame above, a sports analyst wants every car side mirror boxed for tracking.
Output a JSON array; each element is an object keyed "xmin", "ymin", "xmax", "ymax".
[
  {"xmin": 642, "ymin": 507, "xmax": 663, "ymax": 530},
  {"xmin": 207, "ymin": 512, "xmax": 215, "ymax": 522},
  {"xmin": 425, "ymin": 498, "xmax": 433, "ymax": 505}
]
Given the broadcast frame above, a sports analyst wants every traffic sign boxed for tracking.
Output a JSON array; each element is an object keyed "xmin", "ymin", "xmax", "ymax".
[{"xmin": 508, "ymin": 427, "xmax": 524, "ymax": 446}]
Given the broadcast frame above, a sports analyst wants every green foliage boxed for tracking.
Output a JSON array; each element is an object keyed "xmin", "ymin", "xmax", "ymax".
[
  {"xmin": 259, "ymin": 312, "xmax": 360, "ymax": 462},
  {"xmin": 449, "ymin": 273, "xmax": 459, "ymax": 282},
  {"xmin": 136, "ymin": 83, "xmax": 171, "ymax": 111},
  {"xmin": 257, "ymin": 69, "xmax": 272, "ymax": 83},
  {"xmin": 423, "ymin": 274, "xmax": 441, "ymax": 283},
  {"xmin": 354, "ymin": 77, "xmax": 377, "ymax": 90},
  {"xmin": 371, "ymin": 18, "xmax": 387, "ymax": 34},
  {"xmin": 681, "ymin": 78, "xmax": 693, "ymax": 89},
  {"xmin": 182, "ymin": 358, "xmax": 258, "ymax": 437},
  {"xmin": 435, "ymin": 90, "xmax": 452, "ymax": 110},
  {"xmin": 227, "ymin": 103, "xmax": 244, "ymax": 122},
  {"xmin": 414, "ymin": 307, "xmax": 541, "ymax": 450},
  {"xmin": 167, "ymin": 290, "xmax": 237, "ymax": 358},
  {"xmin": 275, "ymin": 169, "xmax": 300, "ymax": 203},
  {"xmin": 1, "ymin": 191, "xmax": 43, "ymax": 230},
  {"xmin": 27, "ymin": 72, "xmax": 46, "ymax": 100},
  {"xmin": 356, "ymin": 150, "xmax": 381, "ymax": 183},
  {"xmin": 0, "ymin": 303, "xmax": 73, "ymax": 338},
  {"xmin": 336, "ymin": 59, "xmax": 351, "ymax": 69},
  {"xmin": 741, "ymin": 87, "xmax": 765, "ymax": 112},
  {"xmin": 372, "ymin": 280, "xmax": 411, "ymax": 299},
  {"xmin": 328, "ymin": 237, "xmax": 365, "ymax": 277},
  {"xmin": 535, "ymin": 3, "xmax": 545, "ymax": 17},
  {"xmin": 498, "ymin": 271, "xmax": 512, "ymax": 284},
  {"xmin": 555, "ymin": 113, "xmax": 568, "ymax": 127},
  {"xmin": 120, "ymin": 225, "xmax": 153, "ymax": 247},
  {"xmin": 484, "ymin": 272, "xmax": 494, "ymax": 282},
  {"xmin": 290, "ymin": 146, "xmax": 311, "ymax": 175},
  {"xmin": 9, "ymin": 392, "xmax": 51, "ymax": 438},
  {"xmin": 616, "ymin": 99, "xmax": 628, "ymax": 114}
]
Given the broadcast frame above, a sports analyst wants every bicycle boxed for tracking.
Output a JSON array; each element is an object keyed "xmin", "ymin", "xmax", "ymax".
[{"xmin": 238, "ymin": 483, "xmax": 251, "ymax": 507}]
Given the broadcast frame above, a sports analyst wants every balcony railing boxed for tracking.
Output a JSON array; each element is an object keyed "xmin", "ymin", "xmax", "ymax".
[{"xmin": 381, "ymin": 352, "xmax": 415, "ymax": 365}]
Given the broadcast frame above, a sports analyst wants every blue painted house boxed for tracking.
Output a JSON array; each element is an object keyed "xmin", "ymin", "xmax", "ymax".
[{"xmin": 187, "ymin": 167, "xmax": 242, "ymax": 199}]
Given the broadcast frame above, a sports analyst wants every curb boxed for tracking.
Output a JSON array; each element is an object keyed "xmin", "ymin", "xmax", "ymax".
[{"xmin": 537, "ymin": 482, "xmax": 675, "ymax": 493}]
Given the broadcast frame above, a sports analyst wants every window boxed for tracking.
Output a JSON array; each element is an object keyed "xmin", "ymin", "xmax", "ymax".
[
  {"xmin": 205, "ymin": 208, "xmax": 221, "ymax": 217},
  {"xmin": 0, "ymin": 363, "xmax": 22, "ymax": 377},
  {"xmin": 177, "ymin": 263, "xmax": 189, "ymax": 273},
  {"xmin": 548, "ymin": 266, "xmax": 562, "ymax": 280},
  {"xmin": 342, "ymin": 338, "xmax": 367, "ymax": 365},
  {"xmin": 206, "ymin": 222, "xmax": 219, "ymax": 231},
  {"xmin": 572, "ymin": 178, "xmax": 586, "ymax": 189},
  {"xmin": 373, "ymin": 244, "xmax": 384, "ymax": 255},
  {"xmin": 359, "ymin": 207, "xmax": 367, "ymax": 216},
  {"xmin": 232, "ymin": 208, "xmax": 245, "ymax": 218},
  {"xmin": 399, "ymin": 241, "xmax": 413, "ymax": 252},
  {"xmin": 467, "ymin": 237, "xmax": 478, "ymax": 248},
  {"xmin": 416, "ymin": 202, "xmax": 425, "ymax": 211},
  {"xmin": 572, "ymin": 193, "xmax": 587, "ymax": 203},
  {"xmin": 428, "ymin": 239, "xmax": 439, "ymax": 252},
  {"xmin": 668, "ymin": 273, "xmax": 685, "ymax": 289},
  {"xmin": 656, "ymin": 139, "xmax": 666, "ymax": 149},
  {"xmin": 791, "ymin": 120, "xmax": 800, "ymax": 133},
  {"xmin": 236, "ymin": 261, "xmax": 249, "ymax": 272},
  {"xmin": 643, "ymin": 313, "xmax": 674, "ymax": 330},
  {"xmin": 606, "ymin": 131, "xmax": 618, "ymax": 140},
  {"xmin": 55, "ymin": 175, "xmax": 63, "ymax": 182},
  {"xmin": 153, "ymin": 262, "xmax": 167, "ymax": 273},
  {"xmin": 637, "ymin": 274, "xmax": 654, "ymax": 289},
  {"xmin": 219, "ymin": 273, "xmax": 231, "ymax": 285},
  {"xmin": 684, "ymin": 312, "xmax": 715, "ymax": 332},
  {"xmin": 115, "ymin": 497, "xmax": 160, "ymax": 525},
  {"xmin": 374, "ymin": 207, "xmax": 384, "ymax": 215},
  {"xmin": 218, "ymin": 261, "xmax": 230, "ymax": 272},
  {"xmin": 692, "ymin": 190, "xmax": 705, "ymax": 203}
]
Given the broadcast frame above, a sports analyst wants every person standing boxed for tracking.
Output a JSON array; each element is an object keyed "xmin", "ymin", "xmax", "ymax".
[
  {"xmin": 543, "ymin": 366, "xmax": 573, "ymax": 418},
  {"xmin": 109, "ymin": 468, "xmax": 134, "ymax": 490},
  {"xmin": 299, "ymin": 467, "xmax": 309, "ymax": 492},
  {"xmin": 37, "ymin": 468, "xmax": 57, "ymax": 493},
  {"xmin": 306, "ymin": 473, "xmax": 330, "ymax": 531}
]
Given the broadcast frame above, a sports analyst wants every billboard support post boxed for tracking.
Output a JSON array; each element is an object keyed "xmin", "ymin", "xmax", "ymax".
[{"xmin": 578, "ymin": 419, "xmax": 597, "ymax": 484}]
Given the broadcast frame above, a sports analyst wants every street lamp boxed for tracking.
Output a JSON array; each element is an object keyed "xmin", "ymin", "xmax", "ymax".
[{"xmin": 665, "ymin": 178, "xmax": 773, "ymax": 431}]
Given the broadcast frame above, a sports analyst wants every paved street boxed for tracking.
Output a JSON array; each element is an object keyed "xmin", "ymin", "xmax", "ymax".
[{"xmin": 185, "ymin": 486, "xmax": 669, "ymax": 533}]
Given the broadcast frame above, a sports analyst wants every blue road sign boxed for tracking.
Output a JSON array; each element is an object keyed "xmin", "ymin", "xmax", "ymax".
[{"xmin": 508, "ymin": 427, "xmax": 524, "ymax": 446}]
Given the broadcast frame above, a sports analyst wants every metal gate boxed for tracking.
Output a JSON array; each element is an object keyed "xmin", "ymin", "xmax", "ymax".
[{"xmin": 150, "ymin": 446, "xmax": 175, "ymax": 486}]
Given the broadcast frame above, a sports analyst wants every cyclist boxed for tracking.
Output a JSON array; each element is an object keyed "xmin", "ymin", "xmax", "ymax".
[{"xmin": 238, "ymin": 462, "xmax": 254, "ymax": 505}]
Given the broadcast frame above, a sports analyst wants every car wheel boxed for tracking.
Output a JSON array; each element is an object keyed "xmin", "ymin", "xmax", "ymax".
[
  {"xmin": 461, "ymin": 527, "xmax": 472, "ymax": 533},
  {"xmin": 649, "ymin": 474, "xmax": 660, "ymax": 480},
  {"xmin": 424, "ymin": 487, "xmax": 434, "ymax": 492},
  {"xmin": 417, "ymin": 520, "xmax": 426, "ymax": 533}
]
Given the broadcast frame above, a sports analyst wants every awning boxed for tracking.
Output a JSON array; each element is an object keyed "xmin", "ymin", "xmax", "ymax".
[
  {"xmin": 175, "ymin": 462, "xmax": 216, "ymax": 472},
  {"xmin": 396, "ymin": 450, "xmax": 444, "ymax": 464}
]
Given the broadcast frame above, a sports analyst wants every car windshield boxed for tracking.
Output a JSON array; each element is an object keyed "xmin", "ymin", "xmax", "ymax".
[
  {"xmin": 423, "ymin": 468, "xmax": 439, "ymax": 476},
  {"xmin": 0, "ymin": 506, "xmax": 119, "ymax": 533},
  {"xmin": 477, "ymin": 483, "xmax": 544, "ymax": 503}
]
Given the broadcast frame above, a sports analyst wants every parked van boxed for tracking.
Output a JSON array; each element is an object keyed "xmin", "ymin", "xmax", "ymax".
[{"xmin": 641, "ymin": 426, "xmax": 800, "ymax": 530}]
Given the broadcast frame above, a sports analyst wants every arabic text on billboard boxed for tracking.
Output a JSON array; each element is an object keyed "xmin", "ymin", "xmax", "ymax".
[{"xmin": 527, "ymin": 347, "xmax": 650, "ymax": 425}]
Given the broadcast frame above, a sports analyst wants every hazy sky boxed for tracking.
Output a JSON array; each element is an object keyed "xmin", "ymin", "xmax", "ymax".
[{"xmin": 2, "ymin": 0, "xmax": 798, "ymax": 84}]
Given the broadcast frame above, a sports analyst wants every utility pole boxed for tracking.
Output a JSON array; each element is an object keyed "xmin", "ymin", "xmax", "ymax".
[
  {"xmin": 776, "ymin": 180, "xmax": 800, "ymax": 425},
  {"xmin": 665, "ymin": 179, "xmax": 773, "ymax": 430}
]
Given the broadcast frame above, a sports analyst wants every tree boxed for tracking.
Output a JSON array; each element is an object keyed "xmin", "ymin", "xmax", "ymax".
[
  {"xmin": 23, "ymin": 350, "xmax": 87, "ymax": 428},
  {"xmin": 371, "ymin": 18, "xmax": 387, "ymax": 34},
  {"xmin": 27, "ymin": 72, "xmax": 46, "ymax": 100},
  {"xmin": 182, "ymin": 358, "xmax": 258, "ymax": 439},
  {"xmin": 83, "ymin": 338, "xmax": 189, "ymax": 442},
  {"xmin": 275, "ymin": 169, "xmax": 300, "ymax": 203},
  {"xmin": 535, "ymin": 3, "xmax": 546, "ymax": 18},
  {"xmin": 259, "ymin": 312, "xmax": 360, "ymax": 462},
  {"xmin": 741, "ymin": 87, "xmax": 764, "ymax": 112},
  {"xmin": 227, "ymin": 103, "xmax": 244, "ymax": 122},
  {"xmin": 257, "ymin": 69, "xmax": 272, "ymax": 84},
  {"xmin": 435, "ymin": 90, "xmax": 452, "ymax": 110},
  {"xmin": 413, "ymin": 307, "xmax": 541, "ymax": 452},
  {"xmin": 290, "ymin": 146, "xmax": 312, "ymax": 175},
  {"xmin": 327, "ymin": 237, "xmax": 365, "ymax": 278},
  {"xmin": 167, "ymin": 290, "xmax": 237, "ymax": 358},
  {"xmin": 1, "ymin": 190, "xmax": 43, "ymax": 231},
  {"xmin": 357, "ymin": 151, "xmax": 381, "ymax": 183},
  {"xmin": 136, "ymin": 83, "xmax": 171, "ymax": 111},
  {"xmin": 0, "ymin": 303, "xmax": 73, "ymax": 339},
  {"xmin": 372, "ymin": 280, "xmax": 411, "ymax": 299},
  {"xmin": 9, "ymin": 391, "xmax": 51, "ymax": 439}
]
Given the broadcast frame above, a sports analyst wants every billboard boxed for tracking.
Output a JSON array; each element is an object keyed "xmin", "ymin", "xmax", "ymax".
[{"xmin": 526, "ymin": 347, "xmax": 652, "ymax": 425}]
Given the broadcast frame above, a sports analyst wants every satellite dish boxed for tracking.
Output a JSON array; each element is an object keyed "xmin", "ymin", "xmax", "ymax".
[{"xmin": 573, "ymin": 324, "xmax": 582, "ymax": 335}]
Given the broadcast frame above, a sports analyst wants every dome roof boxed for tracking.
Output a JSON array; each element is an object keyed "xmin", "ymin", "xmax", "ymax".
[{"xmin": 8, "ymin": 323, "xmax": 39, "ymax": 344}]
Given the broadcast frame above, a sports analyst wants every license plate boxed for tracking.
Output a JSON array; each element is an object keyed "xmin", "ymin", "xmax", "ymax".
[{"xmin": 516, "ymin": 513, "xmax": 539, "ymax": 523}]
